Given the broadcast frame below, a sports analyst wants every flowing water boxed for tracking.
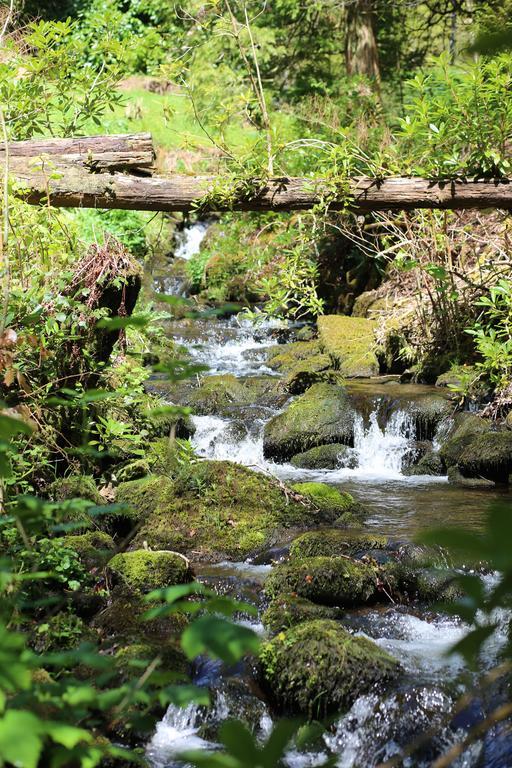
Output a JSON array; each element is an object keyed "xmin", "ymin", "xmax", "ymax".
[{"xmin": 147, "ymin": 222, "xmax": 512, "ymax": 767}]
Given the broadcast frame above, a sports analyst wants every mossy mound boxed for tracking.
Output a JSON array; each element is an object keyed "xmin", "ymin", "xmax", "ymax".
[
  {"xmin": 119, "ymin": 462, "xmax": 329, "ymax": 562},
  {"xmin": 317, "ymin": 315, "xmax": 379, "ymax": 378},
  {"xmin": 290, "ymin": 530, "xmax": 388, "ymax": 560},
  {"xmin": 447, "ymin": 467, "xmax": 495, "ymax": 488},
  {"xmin": 161, "ymin": 374, "xmax": 280, "ymax": 416},
  {"xmin": 265, "ymin": 556, "xmax": 377, "ymax": 607},
  {"xmin": 114, "ymin": 642, "xmax": 187, "ymax": 676},
  {"xmin": 291, "ymin": 483, "xmax": 364, "ymax": 525},
  {"xmin": 259, "ymin": 619, "xmax": 399, "ymax": 717},
  {"xmin": 290, "ymin": 443, "xmax": 356, "ymax": 470},
  {"xmin": 58, "ymin": 531, "xmax": 115, "ymax": 569},
  {"xmin": 262, "ymin": 594, "xmax": 342, "ymax": 634},
  {"xmin": 267, "ymin": 341, "xmax": 322, "ymax": 371},
  {"xmin": 108, "ymin": 550, "xmax": 193, "ymax": 595},
  {"xmin": 263, "ymin": 383, "xmax": 356, "ymax": 461},
  {"xmin": 283, "ymin": 355, "xmax": 342, "ymax": 395},
  {"xmin": 413, "ymin": 568, "xmax": 464, "ymax": 603},
  {"xmin": 50, "ymin": 475, "xmax": 102, "ymax": 505}
]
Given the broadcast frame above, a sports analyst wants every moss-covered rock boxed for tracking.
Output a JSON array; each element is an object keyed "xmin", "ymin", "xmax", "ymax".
[
  {"xmin": 108, "ymin": 550, "xmax": 193, "ymax": 595},
  {"xmin": 58, "ymin": 531, "xmax": 115, "ymax": 569},
  {"xmin": 262, "ymin": 594, "xmax": 343, "ymax": 634},
  {"xmin": 406, "ymin": 395, "xmax": 453, "ymax": 441},
  {"xmin": 289, "ymin": 530, "xmax": 388, "ymax": 560},
  {"xmin": 259, "ymin": 619, "xmax": 399, "ymax": 717},
  {"xmin": 267, "ymin": 341, "xmax": 322, "ymax": 371},
  {"xmin": 413, "ymin": 568, "xmax": 464, "ymax": 603},
  {"xmin": 317, "ymin": 315, "xmax": 379, "ymax": 377},
  {"xmin": 114, "ymin": 642, "xmax": 187, "ymax": 676},
  {"xmin": 456, "ymin": 432, "xmax": 512, "ymax": 484},
  {"xmin": 290, "ymin": 443, "xmax": 356, "ymax": 470},
  {"xmin": 439, "ymin": 414, "xmax": 492, "ymax": 468},
  {"xmin": 263, "ymin": 383, "xmax": 356, "ymax": 461},
  {"xmin": 265, "ymin": 556, "xmax": 378, "ymax": 607},
  {"xmin": 447, "ymin": 466, "xmax": 495, "ymax": 488},
  {"xmin": 50, "ymin": 475, "xmax": 102, "ymax": 505},
  {"xmin": 403, "ymin": 451, "xmax": 445, "ymax": 477},
  {"xmin": 119, "ymin": 462, "xmax": 331, "ymax": 562},
  {"xmin": 290, "ymin": 483, "xmax": 364, "ymax": 525}
]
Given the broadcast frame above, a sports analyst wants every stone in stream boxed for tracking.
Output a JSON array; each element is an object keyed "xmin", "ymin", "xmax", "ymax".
[
  {"xmin": 263, "ymin": 382, "xmax": 357, "ymax": 461},
  {"xmin": 402, "ymin": 450, "xmax": 445, "ymax": 477},
  {"xmin": 265, "ymin": 556, "xmax": 378, "ymax": 607},
  {"xmin": 258, "ymin": 619, "xmax": 400, "ymax": 717},
  {"xmin": 290, "ymin": 443, "xmax": 357, "ymax": 469},
  {"xmin": 262, "ymin": 594, "xmax": 343, "ymax": 634},
  {"xmin": 317, "ymin": 315, "xmax": 380, "ymax": 378},
  {"xmin": 439, "ymin": 412, "xmax": 512, "ymax": 484},
  {"xmin": 289, "ymin": 529, "xmax": 389, "ymax": 560},
  {"xmin": 107, "ymin": 550, "xmax": 193, "ymax": 595},
  {"xmin": 405, "ymin": 394, "xmax": 454, "ymax": 441},
  {"xmin": 291, "ymin": 482, "xmax": 365, "ymax": 526},
  {"xmin": 116, "ymin": 461, "xmax": 340, "ymax": 562}
]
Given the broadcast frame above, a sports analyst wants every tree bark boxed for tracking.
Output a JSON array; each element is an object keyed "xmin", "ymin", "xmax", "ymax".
[
  {"xmin": 345, "ymin": 0, "xmax": 381, "ymax": 83},
  {"xmin": 0, "ymin": 133, "xmax": 154, "ymax": 175},
  {"xmin": 9, "ymin": 169, "xmax": 512, "ymax": 212}
]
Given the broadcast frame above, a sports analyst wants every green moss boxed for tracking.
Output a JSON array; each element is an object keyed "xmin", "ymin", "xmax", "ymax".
[
  {"xmin": 259, "ymin": 619, "xmax": 399, "ymax": 717},
  {"xmin": 290, "ymin": 444, "xmax": 355, "ymax": 470},
  {"xmin": 263, "ymin": 383, "xmax": 356, "ymax": 461},
  {"xmin": 408, "ymin": 395, "xmax": 453, "ymax": 441},
  {"xmin": 290, "ymin": 530, "xmax": 388, "ymax": 560},
  {"xmin": 58, "ymin": 531, "xmax": 115, "ymax": 569},
  {"xmin": 265, "ymin": 556, "xmax": 378, "ymax": 607},
  {"xmin": 122, "ymin": 461, "xmax": 327, "ymax": 562},
  {"xmin": 403, "ymin": 450, "xmax": 444, "ymax": 477},
  {"xmin": 267, "ymin": 341, "xmax": 322, "ymax": 371},
  {"xmin": 447, "ymin": 466, "xmax": 495, "ymax": 488},
  {"xmin": 115, "ymin": 642, "xmax": 187, "ymax": 676},
  {"xmin": 262, "ymin": 594, "xmax": 342, "ymax": 634},
  {"xmin": 457, "ymin": 432, "xmax": 512, "ymax": 484},
  {"xmin": 290, "ymin": 483, "xmax": 363, "ymax": 526},
  {"xmin": 108, "ymin": 550, "xmax": 193, "ymax": 594},
  {"xmin": 50, "ymin": 475, "xmax": 102, "ymax": 505},
  {"xmin": 317, "ymin": 315, "xmax": 379, "ymax": 378},
  {"xmin": 439, "ymin": 414, "xmax": 492, "ymax": 468}
]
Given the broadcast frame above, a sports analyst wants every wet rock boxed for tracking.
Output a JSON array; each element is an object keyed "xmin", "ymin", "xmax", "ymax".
[
  {"xmin": 283, "ymin": 356, "xmax": 342, "ymax": 395},
  {"xmin": 403, "ymin": 450, "xmax": 445, "ymax": 477},
  {"xmin": 406, "ymin": 395, "xmax": 453, "ymax": 441},
  {"xmin": 262, "ymin": 594, "xmax": 343, "ymax": 634},
  {"xmin": 263, "ymin": 383, "xmax": 357, "ymax": 461},
  {"xmin": 265, "ymin": 556, "xmax": 378, "ymax": 607},
  {"xmin": 440, "ymin": 414, "xmax": 512, "ymax": 484},
  {"xmin": 435, "ymin": 365, "xmax": 479, "ymax": 391},
  {"xmin": 119, "ymin": 462, "xmax": 332, "ymax": 562},
  {"xmin": 198, "ymin": 679, "xmax": 268, "ymax": 739},
  {"xmin": 290, "ymin": 443, "xmax": 357, "ymax": 470},
  {"xmin": 291, "ymin": 482, "xmax": 364, "ymax": 525},
  {"xmin": 108, "ymin": 550, "xmax": 193, "ymax": 595},
  {"xmin": 402, "ymin": 440, "xmax": 432, "ymax": 468},
  {"xmin": 267, "ymin": 341, "xmax": 322, "ymax": 371},
  {"xmin": 259, "ymin": 619, "xmax": 399, "ymax": 717},
  {"xmin": 290, "ymin": 530, "xmax": 389, "ymax": 560},
  {"xmin": 413, "ymin": 568, "xmax": 464, "ymax": 603},
  {"xmin": 317, "ymin": 315, "xmax": 379, "ymax": 377},
  {"xmin": 447, "ymin": 466, "xmax": 495, "ymax": 488}
]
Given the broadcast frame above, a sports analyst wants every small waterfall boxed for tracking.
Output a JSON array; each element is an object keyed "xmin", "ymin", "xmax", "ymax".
[
  {"xmin": 353, "ymin": 410, "xmax": 414, "ymax": 478},
  {"xmin": 174, "ymin": 221, "xmax": 210, "ymax": 261},
  {"xmin": 192, "ymin": 414, "xmax": 267, "ymax": 466}
]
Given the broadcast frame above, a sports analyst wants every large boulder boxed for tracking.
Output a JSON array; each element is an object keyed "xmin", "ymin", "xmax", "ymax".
[
  {"xmin": 403, "ymin": 450, "xmax": 445, "ymax": 477},
  {"xmin": 263, "ymin": 383, "xmax": 357, "ymax": 461},
  {"xmin": 439, "ymin": 414, "xmax": 512, "ymax": 484},
  {"xmin": 116, "ymin": 461, "xmax": 333, "ymax": 562},
  {"xmin": 405, "ymin": 394, "xmax": 453, "ymax": 441},
  {"xmin": 265, "ymin": 556, "xmax": 378, "ymax": 607},
  {"xmin": 57, "ymin": 531, "xmax": 115, "ymax": 570},
  {"xmin": 317, "ymin": 315, "xmax": 379, "ymax": 377},
  {"xmin": 262, "ymin": 594, "xmax": 343, "ymax": 634},
  {"xmin": 259, "ymin": 619, "xmax": 399, "ymax": 717},
  {"xmin": 290, "ymin": 443, "xmax": 357, "ymax": 470},
  {"xmin": 108, "ymin": 550, "xmax": 193, "ymax": 595}
]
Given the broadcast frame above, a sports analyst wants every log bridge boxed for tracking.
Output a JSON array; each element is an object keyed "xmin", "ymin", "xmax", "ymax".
[{"xmin": 2, "ymin": 132, "xmax": 512, "ymax": 213}]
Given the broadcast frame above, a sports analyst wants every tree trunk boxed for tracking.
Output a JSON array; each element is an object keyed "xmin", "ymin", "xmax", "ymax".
[{"xmin": 345, "ymin": 0, "xmax": 381, "ymax": 83}]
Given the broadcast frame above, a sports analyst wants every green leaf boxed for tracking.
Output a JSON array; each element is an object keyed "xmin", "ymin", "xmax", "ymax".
[
  {"xmin": 96, "ymin": 315, "xmax": 149, "ymax": 330},
  {"xmin": 0, "ymin": 710, "xmax": 44, "ymax": 768},
  {"xmin": 181, "ymin": 616, "xmax": 260, "ymax": 665},
  {"xmin": 45, "ymin": 721, "xmax": 92, "ymax": 749},
  {"xmin": 219, "ymin": 720, "xmax": 260, "ymax": 763}
]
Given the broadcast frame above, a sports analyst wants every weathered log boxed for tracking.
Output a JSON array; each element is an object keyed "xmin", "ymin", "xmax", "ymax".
[
  {"xmin": 1, "ymin": 133, "xmax": 154, "ymax": 175},
  {"xmin": 9, "ymin": 169, "xmax": 512, "ymax": 212}
]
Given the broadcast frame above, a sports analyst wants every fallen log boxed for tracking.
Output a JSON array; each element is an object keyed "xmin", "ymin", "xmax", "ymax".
[
  {"xmin": 1, "ymin": 133, "xmax": 154, "ymax": 175},
  {"xmin": 9, "ymin": 169, "xmax": 512, "ymax": 212}
]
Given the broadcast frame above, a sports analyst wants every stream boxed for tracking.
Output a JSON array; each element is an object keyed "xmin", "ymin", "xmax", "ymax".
[{"xmin": 146, "ymin": 222, "xmax": 512, "ymax": 768}]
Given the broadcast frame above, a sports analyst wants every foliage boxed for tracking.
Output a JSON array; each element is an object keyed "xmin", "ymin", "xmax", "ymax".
[{"xmin": 467, "ymin": 279, "xmax": 512, "ymax": 389}]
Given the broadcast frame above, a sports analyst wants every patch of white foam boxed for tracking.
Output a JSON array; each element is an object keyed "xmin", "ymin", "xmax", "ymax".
[
  {"xmin": 174, "ymin": 221, "xmax": 210, "ymax": 261},
  {"xmin": 353, "ymin": 410, "xmax": 413, "ymax": 478},
  {"xmin": 147, "ymin": 701, "xmax": 218, "ymax": 767}
]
